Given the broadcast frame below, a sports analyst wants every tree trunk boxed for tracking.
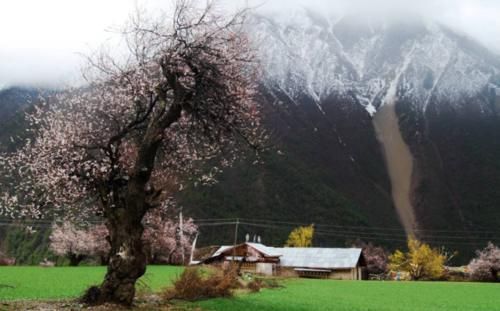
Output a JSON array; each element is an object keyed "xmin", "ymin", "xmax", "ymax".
[
  {"xmin": 91, "ymin": 122, "xmax": 173, "ymax": 305},
  {"xmin": 99, "ymin": 255, "xmax": 109, "ymax": 266},
  {"xmin": 97, "ymin": 208, "xmax": 147, "ymax": 306},
  {"xmin": 68, "ymin": 253, "xmax": 85, "ymax": 266},
  {"xmin": 491, "ymin": 268, "xmax": 499, "ymax": 282}
]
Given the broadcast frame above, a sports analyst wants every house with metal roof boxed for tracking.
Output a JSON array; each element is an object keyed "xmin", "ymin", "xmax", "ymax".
[{"xmin": 202, "ymin": 242, "xmax": 366, "ymax": 280}]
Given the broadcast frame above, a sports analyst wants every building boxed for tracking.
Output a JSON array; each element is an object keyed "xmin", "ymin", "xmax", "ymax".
[{"xmin": 202, "ymin": 242, "xmax": 366, "ymax": 280}]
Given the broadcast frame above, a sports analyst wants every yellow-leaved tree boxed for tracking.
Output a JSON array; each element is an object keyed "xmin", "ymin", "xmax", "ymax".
[
  {"xmin": 389, "ymin": 238, "xmax": 447, "ymax": 280},
  {"xmin": 285, "ymin": 224, "xmax": 314, "ymax": 247}
]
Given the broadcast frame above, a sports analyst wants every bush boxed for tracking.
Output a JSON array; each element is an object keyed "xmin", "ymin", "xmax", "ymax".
[
  {"xmin": 259, "ymin": 277, "xmax": 282, "ymax": 289},
  {"xmin": 245, "ymin": 276, "xmax": 282, "ymax": 293},
  {"xmin": 469, "ymin": 261, "xmax": 494, "ymax": 282},
  {"xmin": 164, "ymin": 267, "xmax": 239, "ymax": 301},
  {"xmin": 389, "ymin": 238, "xmax": 447, "ymax": 280},
  {"xmin": 285, "ymin": 225, "xmax": 314, "ymax": 247},
  {"xmin": 354, "ymin": 241, "xmax": 388, "ymax": 275},
  {"xmin": 0, "ymin": 251, "xmax": 15, "ymax": 266},
  {"xmin": 468, "ymin": 243, "xmax": 500, "ymax": 282},
  {"xmin": 247, "ymin": 279, "xmax": 263, "ymax": 292}
]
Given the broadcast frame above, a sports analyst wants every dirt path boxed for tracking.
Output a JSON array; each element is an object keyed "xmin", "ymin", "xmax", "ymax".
[{"xmin": 0, "ymin": 297, "xmax": 182, "ymax": 311}]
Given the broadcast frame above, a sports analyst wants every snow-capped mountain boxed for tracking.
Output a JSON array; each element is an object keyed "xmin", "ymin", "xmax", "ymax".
[
  {"xmin": 1, "ymin": 10, "xmax": 500, "ymax": 261},
  {"xmin": 252, "ymin": 10, "xmax": 500, "ymax": 116},
  {"xmin": 206, "ymin": 9, "xmax": 500, "ymax": 257}
]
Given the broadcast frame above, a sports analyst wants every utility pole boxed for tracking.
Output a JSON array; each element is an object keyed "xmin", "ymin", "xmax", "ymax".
[
  {"xmin": 189, "ymin": 232, "xmax": 198, "ymax": 265},
  {"xmin": 179, "ymin": 207, "xmax": 185, "ymax": 265},
  {"xmin": 232, "ymin": 218, "xmax": 239, "ymax": 263}
]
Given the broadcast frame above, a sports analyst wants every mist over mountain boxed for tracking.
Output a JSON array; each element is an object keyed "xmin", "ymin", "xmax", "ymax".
[
  {"xmin": 181, "ymin": 10, "xmax": 500, "ymax": 261},
  {"xmin": 0, "ymin": 87, "xmax": 38, "ymax": 123},
  {"xmin": 1, "ymin": 8, "xmax": 500, "ymax": 263},
  {"xmin": 254, "ymin": 11, "xmax": 500, "ymax": 113}
]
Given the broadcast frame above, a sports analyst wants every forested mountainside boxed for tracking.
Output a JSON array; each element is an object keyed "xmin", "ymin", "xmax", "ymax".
[
  {"xmin": 181, "ymin": 11, "xmax": 500, "ymax": 262},
  {"xmin": 1, "ymin": 10, "xmax": 500, "ymax": 264},
  {"xmin": 0, "ymin": 87, "xmax": 40, "ymax": 152},
  {"xmin": 0, "ymin": 87, "xmax": 38, "ymax": 122}
]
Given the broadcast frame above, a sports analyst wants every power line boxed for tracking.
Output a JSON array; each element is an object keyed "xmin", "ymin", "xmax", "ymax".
[
  {"xmin": 0, "ymin": 216, "xmax": 499, "ymax": 247},
  {"xmin": 238, "ymin": 221, "xmax": 500, "ymax": 241},
  {"xmin": 196, "ymin": 222, "xmax": 237, "ymax": 227},
  {"xmin": 2, "ymin": 215, "xmax": 500, "ymax": 235},
  {"xmin": 237, "ymin": 221, "xmax": 499, "ymax": 247},
  {"xmin": 314, "ymin": 231, "xmax": 492, "ymax": 247},
  {"xmin": 192, "ymin": 218, "xmax": 239, "ymax": 222},
  {"xmin": 239, "ymin": 217, "xmax": 500, "ymax": 234}
]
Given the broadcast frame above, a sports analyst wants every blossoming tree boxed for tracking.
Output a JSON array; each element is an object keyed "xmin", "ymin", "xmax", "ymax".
[
  {"xmin": 142, "ymin": 209, "xmax": 198, "ymax": 264},
  {"xmin": 353, "ymin": 240, "xmax": 388, "ymax": 275},
  {"xmin": 50, "ymin": 222, "xmax": 109, "ymax": 266},
  {"xmin": 0, "ymin": 0, "xmax": 262, "ymax": 305},
  {"xmin": 51, "ymin": 210, "xmax": 198, "ymax": 266},
  {"xmin": 468, "ymin": 242, "xmax": 500, "ymax": 282}
]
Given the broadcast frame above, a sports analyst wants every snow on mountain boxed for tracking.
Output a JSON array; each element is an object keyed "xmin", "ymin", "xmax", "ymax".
[{"xmin": 251, "ymin": 10, "xmax": 500, "ymax": 116}]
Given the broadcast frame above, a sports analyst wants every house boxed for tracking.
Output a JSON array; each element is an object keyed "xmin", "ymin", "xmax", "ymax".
[{"xmin": 202, "ymin": 242, "xmax": 366, "ymax": 280}]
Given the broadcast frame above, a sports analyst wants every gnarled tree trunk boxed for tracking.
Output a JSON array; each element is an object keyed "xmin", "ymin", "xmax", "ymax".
[
  {"xmin": 98, "ymin": 208, "xmax": 147, "ymax": 305},
  {"xmin": 94, "ymin": 128, "xmax": 165, "ymax": 305}
]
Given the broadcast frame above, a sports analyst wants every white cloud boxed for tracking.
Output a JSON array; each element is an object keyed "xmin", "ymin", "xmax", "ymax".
[
  {"xmin": 1, "ymin": 0, "xmax": 499, "ymax": 89},
  {"xmin": 0, "ymin": 0, "xmax": 164, "ymax": 88},
  {"xmin": 244, "ymin": 0, "xmax": 500, "ymax": 52}
]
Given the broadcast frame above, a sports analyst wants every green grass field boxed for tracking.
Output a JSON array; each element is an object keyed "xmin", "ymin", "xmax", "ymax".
[
  {"xmin": 1, "ymin": 267, "xmax": 499, "ymax": 310},
  {"xmin": 196, "ymin": 279, "xmax": 500, "ymax": 311},
  {"xmin": 0, "ymin": 266, "xmax": 183, "ymax": 301}
]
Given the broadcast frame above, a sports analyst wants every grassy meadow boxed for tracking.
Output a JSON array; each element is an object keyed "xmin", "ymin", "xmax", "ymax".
[
  {"xmin": 1, "ymin": 266, "xmax": 499, "ymax": 310},
  {"xmin": 196, "ymin": 279, "xmax": 500, "ymax": 311},
  {"xmin": 0, "ymin": 265, "xmax": 183, "ymax": 301}
]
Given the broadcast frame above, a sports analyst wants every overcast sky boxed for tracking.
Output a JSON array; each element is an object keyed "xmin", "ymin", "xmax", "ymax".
[{"xmin": 1, "ymin": 0, "xmax": 499, "ymax": 89}]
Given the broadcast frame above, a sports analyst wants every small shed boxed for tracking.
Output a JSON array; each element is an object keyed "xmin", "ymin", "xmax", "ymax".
[{"xmin": 203, "ymin": 243, "xmax": 366, "ymax": 280}]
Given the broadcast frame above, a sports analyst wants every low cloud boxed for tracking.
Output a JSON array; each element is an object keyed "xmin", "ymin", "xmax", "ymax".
[
  {"xmin": 239, "ymin": 0, "xmax": 500, "ymax": 52},
  {"xmin": 1, "ymin": 0, "xmax": 499, "ymax": 89}
]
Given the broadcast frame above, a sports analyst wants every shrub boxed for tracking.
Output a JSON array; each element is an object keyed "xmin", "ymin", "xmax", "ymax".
[
  {"xmin": 389, "ymin": 238, "xmax": 447, "ymax": 280},
  {"xmin": 0, "ymin": 250, "xmax": 15, "ymax": 266},
  {"xmin": 468, "ymin": 242, "xmax": 500, "ymax": 282},
  {"xmin": 285, "ymin": 225, "xmax": 314, "ymax": 247},
  {"xmin": 245, "ymin": 276, "xmax": 282, "ymax": 293},
  {"xmin": 259, "ymin": 277, "xmax": 282, "ymax": 289},
  {"xmin": 164, "ymin": 267, "xmax": 239, "ymax": 301},
  {"xmin": 354, "ymin": 241, "xmax": 388, "ymax": 275},
  {"xmin": 247, "ymin": 279, "xmax": 263, "ymax": 292}
]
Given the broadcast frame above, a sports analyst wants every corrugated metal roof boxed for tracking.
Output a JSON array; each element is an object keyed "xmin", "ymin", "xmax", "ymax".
[
  {"xmin": 294, "ymin": 268, "xmax": 332, "ymax": 272},
  {"xmin": 270, "ymin": 247, "xmax": 362, "ymax": 269},
  {"xmin": 211, "ymin": 243, "xmax": 281, "ymax": 258},
  {"xmin": 246, "ymin": 242, "xmax": 282, "ymax": 257},
  {"xmin": 209, "ymin": 243, "xmax": 362, "ymax": 269},
  {"xmin": 211, "ymin": 245, "xmax": 232, "ymax": 257}
]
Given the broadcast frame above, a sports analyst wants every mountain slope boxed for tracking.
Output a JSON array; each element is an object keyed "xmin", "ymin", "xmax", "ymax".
[
  {"xmin": 0, "ymin": 87, "xmax": 41, "ymax": 152},
  {"xmin": 253, "ymin": 11, "xmax": 500, "ymax": 116},
  {"xmin": 1, "ymin": 11, "xmax": 500, "ymax": 263},
  {"xmin": 181, "ymin": 11, "xmax": 500, "ymax": 260},
  {"xmin": 0, "ymin": 87, "xmax": 38, "ymax": 123}
]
